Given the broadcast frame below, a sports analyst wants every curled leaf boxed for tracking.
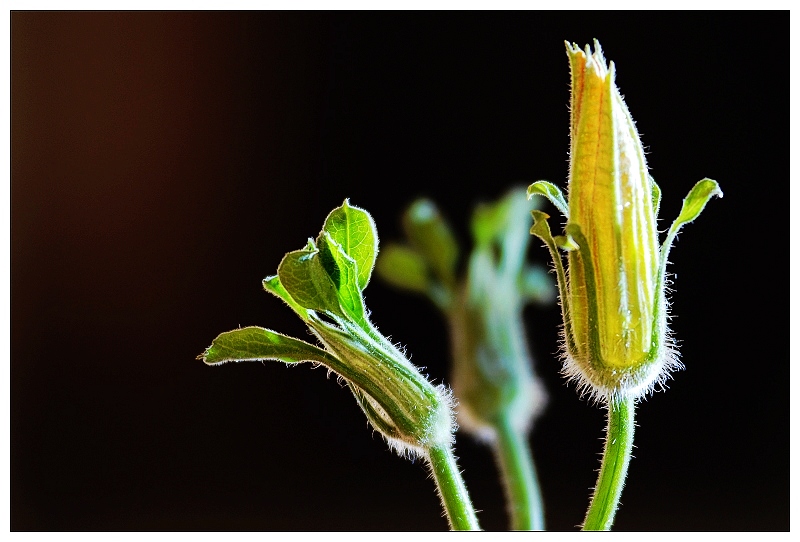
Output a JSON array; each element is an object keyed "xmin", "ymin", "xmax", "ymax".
[
  {"xmin": 527, "ymin": 181, "xmax": 569, "ymax": 219},
  {"xmin": 669, "ymin": 178, "xmax": 723, "ymax": 235},
  {"xmin": 322, "ymin": 199, "xmax": 379, "ymax": 291},
  {"xmin": 317, "ymin": 232, "xmax": 368, "ymax": 330},
  {"xmin": 278, "ymin": 242, "xmax": 342, "ymax": 316},
  {"xmin": 658, "ymin": 178, "xmax": 723, "ymax": 297}
]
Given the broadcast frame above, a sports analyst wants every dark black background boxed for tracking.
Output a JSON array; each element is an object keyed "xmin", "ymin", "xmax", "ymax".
[{"xmin": 11, "ymin": 12, "xmax": 789, "ymax": 531}]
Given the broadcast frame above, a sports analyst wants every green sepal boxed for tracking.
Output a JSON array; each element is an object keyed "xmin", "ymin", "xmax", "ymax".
[
  {"xmin": 555, "ymin": 234, "xmax": 579, "ymax": 252},
  {"xmin": 644, "ymin": 173, "xmax": 721, "ymax": 344},
  {"xmin": 402, "ymin": 199, "xmax": 459, "ymax": 288},
  {"xmin": 668, "ymin": 178, "xmax": 722, "ymax": 235},
  {"xmin": 262, "ymin": 274, "xmax": 310, "ymax": 321},
  {"xmin": 529, "ymin": 211, "xmax": 558, "ymax": 256},
  {"xmin": 277, "ymin": 240, "xmax": 343, "ymax": 317},
  {"xmin": 317, "ymin": 232, "xmax": 369, "ymax": 330},
  {"xmin": 650, "ymin": 176, "xmax": 662, "ymax": 221},
  {"xmin": 530, "ymin": 210, "xmax": 575, "ymax": 354},
  {"xmin": 564, "ymin": 223, "xmax": 604, "ymax": 368},
  {"xmin": 200, "ymin": 326, "xmax": 339, "ymax": 367},
  {"xmin": 322, "ymin": 199, "xmax": 379, "ymax": 291},
  {"xmin": 348, "ymin": 382, "xmax": 403, "ymax": 441},
  {"xmin": 660, "ymin": 178, "xmax": 723, "ymax": 272},
  {"xmin": 527, "ymin": 181, "xmax": 569, "ymax": 219},
  {"xmin": 375, "ymin": 243, "xmax": 430, "ymax": 294}
]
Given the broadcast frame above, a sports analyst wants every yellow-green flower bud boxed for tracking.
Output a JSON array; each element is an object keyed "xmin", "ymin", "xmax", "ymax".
[
  {"xmin": 528, "ymin": 41, "xmax": 722, "ymax": 401},
  {"xmin": 567, "ymin": 40, "xmax": 660, "ymax": 394}
]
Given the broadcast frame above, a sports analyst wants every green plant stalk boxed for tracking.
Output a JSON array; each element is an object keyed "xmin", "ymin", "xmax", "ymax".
[
  {"xmin": 582, "ymin": 397, "xmax": 636, "ymax": 531},
  {"xmin": 427, "ymin": 444, "xmax": 481, "ymax": 531},
  {"xmin": 494, "ymin": 413, "xmax": 545, "ymax": 530}
]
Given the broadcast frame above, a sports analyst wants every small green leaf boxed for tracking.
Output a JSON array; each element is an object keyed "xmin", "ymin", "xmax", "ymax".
[
  {"xmin": 658, "ymin": 178, "xmax": 723, "ymax": 287},
  {"xmin": 322, "ymin": 200, "xmax": 379, "ymax": 291},
  {"xmin": 277, "ymin": 242, "xmax": 343, "ymax": 316},
  {"xmin": 527, "ymin": 181, "xmax": 569, "ymax": 219},
  {"xmin": 403, "ymin": 199, "xmax": 459, "ymax": 287},
  {"xmin": 530, "ymin": 210, "xmax": 576, "ymax": 354},
  {"xmin": 650, "ymin": 176, "xmax": 662, "ymax": 220},
  {"xmin": 375, "ymin": 244, "xmax": 430, "ymax": 294},
  {"xmin": 262, "ymin": 274, "xmax": 310, "ymax": 320},
  {"xmin": 671, "ymin": 178, "xmax": 723, "ymax": 233},
  {"xmin": 317, "ymin": 232, "xmax": 368, "ymax": 329},
  {"xmin": 200, "ymin": 326, "xmax": 339, "ymax": 366}
]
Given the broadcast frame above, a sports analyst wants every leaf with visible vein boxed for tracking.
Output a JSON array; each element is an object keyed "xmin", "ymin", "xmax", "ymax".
[
  {"xmin": 200, "ymin": 326, "xmax": 339, "ymax": 366},
  {"xmin": 262, "ymin": 274, "xmax": 310, "ymax": 320},
  {"xmin": 322, "ymin": 200, "xmax": 378, "ymax": 291},
  {"xmin": 318, "ymin": 232, "xmax": 368, "ymax": 329},
  {"xmin": 278, "ymin": 243, "xmax": 342, "ymax": 316}
]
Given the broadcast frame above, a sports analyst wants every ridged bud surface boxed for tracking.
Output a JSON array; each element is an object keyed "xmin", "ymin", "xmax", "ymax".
[
  {"xmin": 531, "ymin": 42, "xmax": 721, "ymax": 400},
  {"xmin": 566, "ymin": 42, "xmax": 660, "ymax": 373}
]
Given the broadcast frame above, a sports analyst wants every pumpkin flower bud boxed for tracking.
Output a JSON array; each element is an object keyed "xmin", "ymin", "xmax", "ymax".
[{"xmin": 528, "ymin": 41, "xmax": 722, "ymax": 401}]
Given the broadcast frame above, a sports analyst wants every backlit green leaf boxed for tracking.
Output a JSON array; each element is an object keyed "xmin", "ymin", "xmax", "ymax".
[
  {"xmin": 670, "ymin": 178, "xmax": 723, "ymax": 233},
  {"xmin": 322, "ymin": 200, "xmax": 378, "ymax": 291},
  {"xmin": 200, "ymin": 326, "xmax": 338, "ymax": 366},
  {"xmin": 318, "ymin": 232, "xmax": 368, "ymax": 329},
  {"xmin": 262, "ymin": 274, "xmax": 309, "ymax": 320},
  {"xmin": 659, "ymin": 178, "xmax": 723, "ymax": 281},
  {"xmin": 277, "ymin": 242, "xmax": 343, "ymax": 316}
]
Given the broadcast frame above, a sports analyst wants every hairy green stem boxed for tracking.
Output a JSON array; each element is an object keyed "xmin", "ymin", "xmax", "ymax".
[
  {"xmin": 494, "ymin": 414, "xmax": 545, "ymax": 530},
  {"xmin": 427, "ymin": 444, "xmax": 481, "ymax": 531},
  {"xmin": 582, "ymin": 397, "xmax": 636, "ymax": 531}
]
